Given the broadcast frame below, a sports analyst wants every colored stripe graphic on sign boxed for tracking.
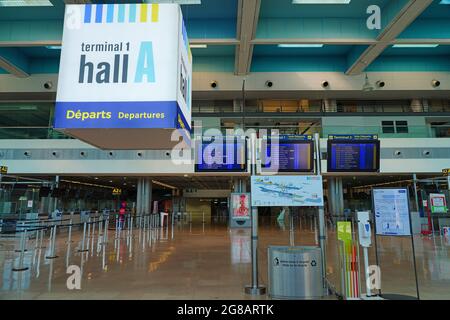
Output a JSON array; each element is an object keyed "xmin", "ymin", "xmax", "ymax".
[
  {"xmin": 95, "ymin": 4, "xmax": 103, "ymax": 23},
  {"xmin": 118, "ymin": 4, "xmax": 125, "ymax": 23},
  {"xmin": 106, "ymin": 5, "xmax": 114, "ymax": 23},
  {"xmin": 151, "ymin": 4, "xmax": 159, "ymax": 22},
  {"xmin": 84, "ymin": 4, "xmax": 92, "ymax": 23},
  {"xmin": 82, "ymin": 4, "xmax": 159, "ymax": 24},
  {"xmin": 129, "ymin": 4, "xmax": 137, "ymax": 23},
  {"xmin": 140, "ymin": 4, "xmax": 148, "ymax": 23}
]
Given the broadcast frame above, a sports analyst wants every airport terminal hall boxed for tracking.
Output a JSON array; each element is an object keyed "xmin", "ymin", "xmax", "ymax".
[{"xmin": 1, "ymin": 0, "xmax": 450, "ymax": 306}]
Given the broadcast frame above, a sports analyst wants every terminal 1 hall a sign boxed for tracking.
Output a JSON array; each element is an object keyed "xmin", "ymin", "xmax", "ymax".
[{"xmin": 54, "ymin": 4, "xmax": 192, "ymax": 149}]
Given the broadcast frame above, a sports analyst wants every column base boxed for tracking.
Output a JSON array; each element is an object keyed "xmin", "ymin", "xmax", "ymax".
[{"xmin": 244, "ymin": 285, "xmax": 267, "ymax": 295}]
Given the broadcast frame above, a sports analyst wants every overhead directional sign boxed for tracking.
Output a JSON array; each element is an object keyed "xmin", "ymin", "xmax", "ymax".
[
  {"xmin": 55, "ymin": 4, "xmax": 192, "ymax": 149},
  {"xmin": 443, "ymin": 169, "xmax": 449, "ymax": 176},
  {"xmin": 112, "ymin": 188, "xmax": 122, "ymax": 196}
]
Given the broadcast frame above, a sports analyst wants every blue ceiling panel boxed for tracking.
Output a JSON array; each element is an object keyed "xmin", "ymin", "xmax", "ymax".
[
  {"xmin": 253, "ymin": 44, "xmax": 354, "ymax": 56},
  {"xmin": 191, "ymin": 45, "xmax": 235, "ymax": 57}
]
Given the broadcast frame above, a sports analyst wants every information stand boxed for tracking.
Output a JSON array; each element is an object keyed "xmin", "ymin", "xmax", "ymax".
[{"xmin": 372, "ymin": 188, "xmax": 420, "ymax": 300}]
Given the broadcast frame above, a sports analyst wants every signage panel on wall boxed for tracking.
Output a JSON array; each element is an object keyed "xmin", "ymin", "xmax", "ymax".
[
  {"xmin": 251, "ymin": 175, "xmax": 324, "ymax": 207},
  {"xmin": 373, "ymin": 188, "xmax": 411, "ymax": 236},
  {"xmin": 55, "ymin": 4, "xmax": 192, "ymax": 149}
]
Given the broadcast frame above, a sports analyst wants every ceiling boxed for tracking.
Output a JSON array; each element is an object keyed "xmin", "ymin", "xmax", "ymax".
[{"xmin": 0, "ymin": 0, "xmax": 450, "ymax": 77}]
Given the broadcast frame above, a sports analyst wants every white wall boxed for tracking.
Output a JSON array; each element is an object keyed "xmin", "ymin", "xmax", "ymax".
[{"xmin": 0, "ymin": 138, "xmax": 449, "ymax": 175}]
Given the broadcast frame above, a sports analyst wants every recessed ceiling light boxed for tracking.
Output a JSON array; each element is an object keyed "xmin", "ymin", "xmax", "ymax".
[
  {"xmin": 190, "ymin": 44, "xmax": 208, "ymax": 49},
  {"xmin": 278, "ymin": 44, "xmax": 324, "ymax": 48},
  {"xmin": 392, "ymin": 44, "xmax": 439, "ymax": 48},
  {"xmin": 145, "ymin": 0, "xmax": 201, "ymax": 4},
  {"xmin": 292, "ymin": 0, "xmax": 351, "ymax": 4},
  {"xmin": 0, "ymin": 0, "xmax": 53, "ymax": 6},
  {"xmin": 46, "ymin": 46, "xmax": 61, "ymax": 50}
]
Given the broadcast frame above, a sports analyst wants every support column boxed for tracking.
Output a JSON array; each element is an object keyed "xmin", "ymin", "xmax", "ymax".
[
  {"xmin": 137, "ymin": 178, "xmax": 152, "ymax": 215},
  {"xmin": 328, "ymin": 177, "xmax": 344, "ymax": 218}
]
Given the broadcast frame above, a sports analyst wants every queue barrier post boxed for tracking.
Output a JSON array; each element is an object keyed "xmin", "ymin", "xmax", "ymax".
[
  {"xmin": 13, "ymin": 229, "xmax": 29, "ymax": 272},
  {"xmin": 78, "ymin": 222, "xmax": 88, "ymax": 253},
  {"xmin": 46, "ymin": 225, "xmax": 59, "ymax": 259}
]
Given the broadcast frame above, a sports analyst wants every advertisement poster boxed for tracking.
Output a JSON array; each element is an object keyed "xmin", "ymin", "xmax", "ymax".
[
  {"xmin": 373, "ymin": 188, "xmax": 411, "ymax": 236},
  {"xmin": 251, "ymin": 175, "xmax": 324, "ymax": 207},
  {"xmin": 429, "ymin": 193, "xmax": 448, "ymax": 213},
  {"xmin": 230, "ymin": 193, "xmax": 250, "ymax": 219}
]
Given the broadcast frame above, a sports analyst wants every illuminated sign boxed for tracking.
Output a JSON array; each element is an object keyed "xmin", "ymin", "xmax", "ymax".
[
  {"xmin": 0, "ymin": 166, "xmax": 7, "ymax": 174},
  {"xmin": 54, "ymin": 4, "xmax": 192, "ymax": 149},
  {"xmin": 112, "ymin": 188, "xmax": 122, "ymax": 196}
]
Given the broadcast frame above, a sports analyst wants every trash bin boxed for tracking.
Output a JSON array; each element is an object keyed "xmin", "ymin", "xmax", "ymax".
[{"xmin": 268, "ymin": 246, "xmax": 323, "ymax": 299}]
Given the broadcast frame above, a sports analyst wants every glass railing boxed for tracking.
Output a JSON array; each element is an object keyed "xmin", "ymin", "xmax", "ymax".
[
  {"xmin": 192, "ymin": 104, "xmax": 450, "ymax": 114},
  {"xmin": 197, "ymin": 125, "xmax": 450, "ymax": 139},
  {"xmin": 0, "ymin": 125, "xmax": 449, "ymax": 140},
  {"xmin": 0, "ymin": 127, "xmax": 72, "ymax": 139}
]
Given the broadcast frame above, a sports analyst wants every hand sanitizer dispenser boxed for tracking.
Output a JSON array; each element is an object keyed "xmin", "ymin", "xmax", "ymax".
[
  {"xmin": 357, "ymin": 211, "xmax": 372, "ymax": 248},
  {"xmin": 357, "ymin": 211, "xmax": 373, "ymax": 297}
]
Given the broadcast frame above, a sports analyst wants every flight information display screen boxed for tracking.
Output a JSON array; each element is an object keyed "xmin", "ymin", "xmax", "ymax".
[
  {"xmin": 327, "ymin": 140, "xmax": 380, "ymax": 172},
  {"xmin": 195, "ymin": 137, "xmax": 247, "ymax": 172},
  {"xmin": 262, "ymin": 140, "xmax": 314, "ymax": 172}
]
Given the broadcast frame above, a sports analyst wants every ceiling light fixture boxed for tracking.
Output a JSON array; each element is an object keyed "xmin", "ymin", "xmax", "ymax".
[
  {"xmin": 0, "ymin": 0, "xmax": 53, "ymax": 6},
  {"xmin": 392, "ymin": 44, "xmax": 439, "ymax": 48},
  {"xmin": 190, "ymin": 44, "xmax": 208, "ymax": 49},
  {"xmin": 292, "ymin": 0, "xmax": 351, "ymax": 4},
  {"xmin": 278, "ymin": 44, "xmax": 324, "ymax": 48}
]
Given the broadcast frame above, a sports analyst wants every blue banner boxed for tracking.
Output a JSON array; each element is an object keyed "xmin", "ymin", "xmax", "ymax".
[
  {"xmin": 328, "ymin": 134, "xmax": 378, "ymax": 140},
  {"xmin": 54, "ymin": 101, "xmax": 190, "ymax": 130}
]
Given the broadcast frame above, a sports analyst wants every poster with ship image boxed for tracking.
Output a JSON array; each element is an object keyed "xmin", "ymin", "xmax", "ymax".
[{"xmin": 251, "ymin": 176, "xmax": 324, "ymax": 207}]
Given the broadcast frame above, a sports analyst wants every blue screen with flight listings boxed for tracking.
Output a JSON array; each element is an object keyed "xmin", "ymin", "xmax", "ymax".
[
  {"xmin": 262, "ymin": 140, "xmax": 314, "ymax": 172},
  {"xmin": 328, "ymin": 140, "xmax": 380, "ymax": 172},
  {"xmin": 195, "ymin": 137, "xmax": 247, "ymax": 172}
]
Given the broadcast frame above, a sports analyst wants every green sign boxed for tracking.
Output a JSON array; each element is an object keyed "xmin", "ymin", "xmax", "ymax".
[{"xmin": 337, "ymin": 221, "xmax": 352, "ymax": 242}]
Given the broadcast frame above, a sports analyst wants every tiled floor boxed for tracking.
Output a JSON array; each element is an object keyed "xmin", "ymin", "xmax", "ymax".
[{"xmin": 0, "ymin": 216, "xmax": 449, "ymax": 300}]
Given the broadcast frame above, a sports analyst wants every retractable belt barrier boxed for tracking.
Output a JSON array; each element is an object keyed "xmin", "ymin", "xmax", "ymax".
[{"xmin": 1, "ymin": 211, "xmax": 169, "ymax": 272}]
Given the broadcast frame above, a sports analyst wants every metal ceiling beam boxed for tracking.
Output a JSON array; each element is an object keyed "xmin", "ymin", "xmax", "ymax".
[
  {"xmin": 346, "ymin": 0, "xmax": 433, "ymax": 75},
  {"xmin": 0, "ymin": 47, "xmax": 29, "ymax": 78},
  {"xmin": 234, "ymin": 0, "xmax": 260, "ymax": 75}
]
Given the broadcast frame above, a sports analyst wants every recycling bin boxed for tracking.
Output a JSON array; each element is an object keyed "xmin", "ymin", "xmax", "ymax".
[{"xmin": 268, "ymin": 246, "xmax": 323, "ymax": 299}]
